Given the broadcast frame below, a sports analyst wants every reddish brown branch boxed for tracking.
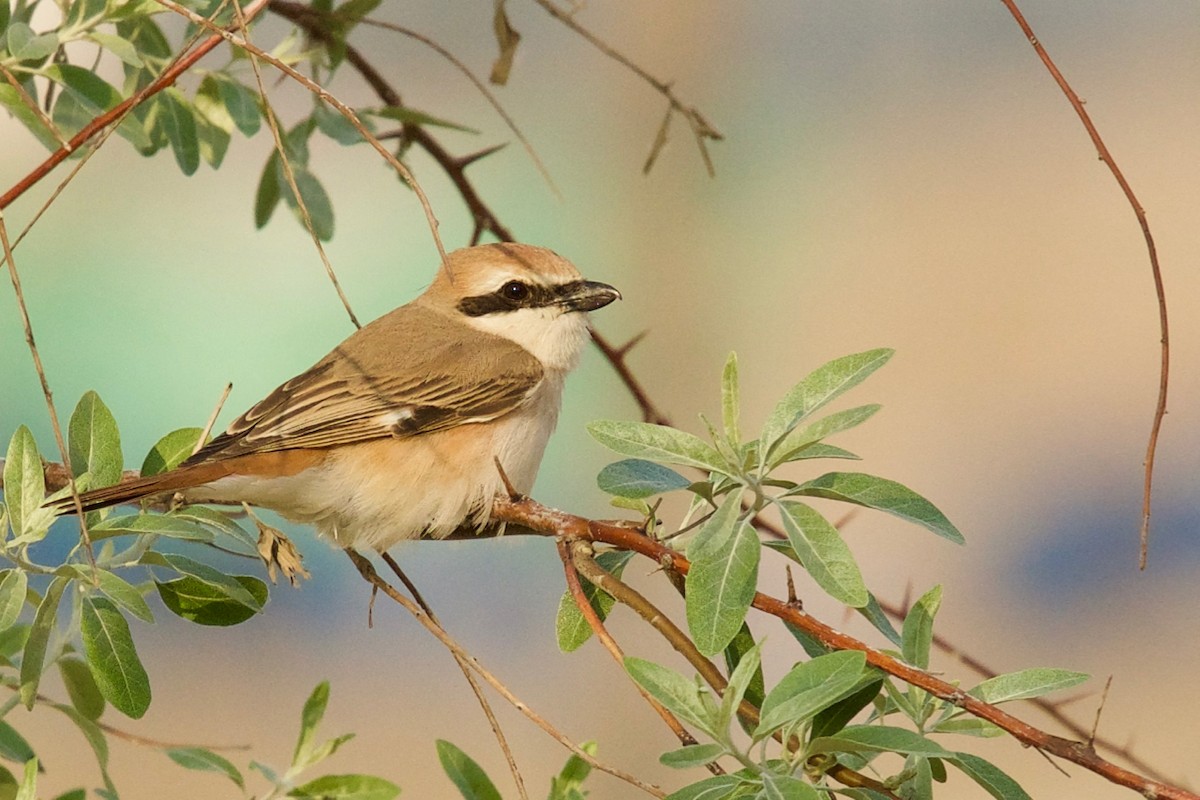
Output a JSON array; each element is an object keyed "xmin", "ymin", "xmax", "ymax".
[
  {"xmin": 493, "ymin": 496, "xmax": 1199, "ymax": 800},
  {"xmin": 997, "ymin": 0, "xmax": 1169, "ymax": 570}
]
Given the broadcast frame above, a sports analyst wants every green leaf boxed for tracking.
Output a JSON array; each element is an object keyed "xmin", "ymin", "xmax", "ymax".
[
  {"xmin": 948, "ymin": 753, "xmax": 1031, "ymax": 800},
  {"xmin": 44, "ymin": 63, "xmax": 151, "ymax": 149},
  {"xmin": 686, "ymin": 494, "xmax": 744, "ymax": 563},
  {"xmin": 68, "ymin": 391, "xmax": 123, "ymax": 488},
  {"xmin": 759, "ymin": 349, "xmax": 893, "ymax": 461},
  {"xmin": 69, "ymin": 566, "xmax": 154, "ymax": 622},
  {"xmin": 778, "ymin": 501, "xmax": 867, "ymax": 607},
  {"xmin": 781, "ymin": 442, "xmax": 860, "ymax": 461},
  {"xmin": 158, "ymin": 88, "xmax": 200, "ymax": 175},
  {"xmin": 0, "ymin": 721, "xmax": 36, "ymax": 764},
  {"xmin": 587, "ymin": 420, "xmax": 727, "ymax": 472},
  {"xmin": 931, "ymin": 717, "xmax": 1003, "ymax": 737},
  {"xmin": 901, "ymin": 585, "xmax": 941, "ymax": 670},
  {"xmin": 664, "ymin": 774, "xmax": 742, "ymax": 800},
  {"xmin": 141, "ymin": 428, "xmax": 203, "ymax": 476},
  {"xmin": 49, "ymin": 703, "xmax": 111, "ymax": 791},
  {"xmin": 255, "ymin": 152, "xmax": 282, "ymax": 228},
  {"xmin": 968, "ymin": 668, "xmax": 1089, "ymax": 705},
  {"xmin": 14, "ymin": 758, "xmax": 35, "ymax": 800},
  {"xmin": 718, "ymin": 637, "xmax": 761, "ymax": 733},
  {"xmin": 80, "ymin": 597, "xmax": 151, "ymax": 719},
  {"xmin": 166, "ymin": 748, "xmax": 244, "ymax": 789},
  {"xmin": 624, "ymin": 657, "xmax": 715, "ymax": 733},
  {"xmin": 0, "ymin": 84, "xmax": 61, "ymax": 151},
  {"xmin": 147, "ymin": 553, "xmax": 262, "ymax": 610},
  {"xmin": 686, "ymin": 517, "xmax": 759, "ymax": 656},
  {"xmin": 721, "ymin": 352, "xmax": 740, "ymax": 444},
  {"xmin": 0, "ymin": 570, "xmax": 29, "ymax": 631},
  {"xmin": 810, "ymin": 678, "xmax": 883, "ymax": 740},
  {"xmin": 293, "ymin": 681, "xmax": 330, "ymax": 769},
  {"xmin": 212, "ymin": 72, "xmax": 261, "ymax": 137},
  {"xmin": 288, "ymin": 775, "xmax": 400, "ymax": 800},
  {"xmin": 659, "ymin": 743, "xmax": 724, "ymax": 769},
  {"xmin": 313, "ymin": 102, "xmax": 365, "ymax": 145},
  {"xmin": 87, "ymin": 32, "xmax": 144, "ymax": 67},
  {"xmin": 755, "ymin": 650, "xmax": 866, "ymax": 739},
  {"xmin": 902, "ymin": 755, "xmax": 934, "ymax": 800},
  {"xmin": 20, "ymin": 576, "xmax": 68, "ymax": 709},
  {"xmin": 555, "ymin": 549, "xmax": 633, "ymax": 652},
  {"xmin": 760, "ymin": 772, "xmax": 822, "ymax": 800},
  {"xmin": 5, "ymin": 426, "xmax": 50, "ymax": 541},
  {"xmin": 855, "ymin": 592, "xmax": 902, "ymax": 647},
  {"xmin": 0, "ymin": 624, "xmax": 30, "ymax": 661},
  {"xmin": 768, "ymin": 404, "xmax": 881, "ymax": 468},
  {"xmin": 363, "ymin": 105, "xmax": 479, "ymax": 133},
  {"xmin": 436, "ymin": 740, "xmax": 501, "ymax": 800},
  {"xmin": 6, "ymin": 23, "xmax": 59, "ymax": 61},
  {"xmin": 807, "ymin": 725, "xmax": 950, "ymax": 758},
  {"xmin": 58, "ymin": 656, "xmax": 106, "ymax": 721},
  {"xmin": 51, "ymin": 790, "xmax": 87, "ymax": 800},
  {"xmin": 91, "ymin": 513, "xmax": 214, "ymax": 542},
  {"xmin": 194, "ymin": 105, "xmax": 232, "ymax": 168},
  {"xmin": 790, "ymin": 472, "xmax": 964, "ymax": 544},
  {"xmin": 548, "ymin": 741, "xmax": 595, "ymax": 800},
  {"xmin": 277, "ymin": 164, "xmax": 334, "ymax": 240},
  {"xmin": 596, "ymin": 459, "xmax": 690, "ymax": 499},
  {"xmin": 156, "ymin": 575, "xmax": 268, "ymax": 626},
  {"xmin": 170, "ymin": 505, "xmax": 258, "ymax": 548},
  {"xmin": 722, "ymin": 623, "xmax": 765, "ymax": 736}
]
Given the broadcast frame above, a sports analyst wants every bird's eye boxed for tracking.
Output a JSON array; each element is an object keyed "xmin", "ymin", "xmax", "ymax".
[{"xmin": 501, "ymin": 281, "xmax": 529, "ymax": 302}]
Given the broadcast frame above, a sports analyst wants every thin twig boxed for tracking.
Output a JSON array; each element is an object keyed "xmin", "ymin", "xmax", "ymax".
[
  {"xmin": 194, "ymin": 383, "xmax": 234, "ymax": 455},
  {"xmin": 379, "ymin": 552, "xmax": 529, "ymax": 800},
  {"xmin": 997, "ymin": 0, "xmax": 1169, "ymax": 570},
  {"xmin": 343, "ymin": 548, "xmax": 666, "ymax": 799}
]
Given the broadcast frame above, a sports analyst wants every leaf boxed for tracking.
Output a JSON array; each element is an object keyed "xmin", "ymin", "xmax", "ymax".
[
  {"xmin": 624, "ymin": 657, "xmax": 715, "ymax": 733},
  {"xmin": 587, "ymin": 420, "xmax": 727, "ymax": 472},
  {"xmin": 968, "ymin": 668, "xmax": 1089, "ymax": 705},
  {"xmin": 722, "ymin": 623, "xmax": 765, "ymax": 735},
  {"xmin": 781, "ymin": 442, "xmax": 861, "ymax": 461},
  {"xmin": 49, "ymin": 703, "xmax": 111, "ymax": 790},
  {"xmin": 685, "ymin": 494, "xmax": 743, "ymax": 563},
  {"xmin": 0, "ymin": 84, "xmax": 61, "ymax": 151},
  {"xmin": 288, "ymin": 775, "xmax": 400, "ymax": 800},
  {"xmin": 166, "ymin": 748, "xmax": 245, "ymax": 789},
  {"xmin": 58, "ymin": 657, "xmax": 106, "ymax": 720},
  {"xmin": 778, "ymin": 501, "xmax": 868, "ymax": 607},
  {"xmin": 141, "ymin": 428, "xmax": 203, "ymax": 476},
  {"xmin": 790, "ymin": 472, "xmax": 964, "ymax": 544},
  {"xmin": 0, "ymin": 721, "xmax": 36, "ymax": 764},
  {"xmin": 91, "ymin": 513, "xmax": 214, "ymax": 542},
  {"xmin": 156, "ymin": 575, "xmax": 268, "ymax": 626},
  {"xmin": 6, "ymin": 22, "xmax": 59, "ymax": 61},
  {"xmin": 718, "ymin": 637, "xmax": 761, "ymax": 733},
  {"xmin": 213, "ymin": 73, "xmax": 261, "ymax": 137},
  {"xmin": 14, "ymin": 758, "xmax": 35, "ymax": 800},
  {"xmin": 948, "ymin": 753, "xmax": 1032, "ymax": 800},
  {"xmin": 313, "ymin": 101, "xmax": 364, "ymax": 145},
  {"xmin": 158, "ymin": 88, "xmax": 200, "ymax": 175},
  {"xmin": 855, "ymin": 592, "xmax": 902, "ymax": 647},
  {"xmin": 555, "ymin": 549, "xmax": 633, "ymax": 652},
  {"xmin": 931, "ymin": 717, "xmax": 1004, "ymax": 738},
  {"xmin": 20, "ymin": 576, "xmax": 68, "ymax": 709},
  {"xmin": 194, "ymin": 106, "xmax": 232, "ymax": 168},
  {"xmin": 147, "ymin": 553, "xmax": 262, "ymax": 610},
  {"xmin": 807, "ymin": 725, "xmax": 950, "ymax": 759},
  {"xmin": 68, "ymin": 391, "xmax": 123, "ymax": 487},
  {"xmin": 658, "ymin": 743, "xmax": 724, "ymax": 769},
  {"xmin": 547, "ymin": 741, "xmax": 595, "ymax": 800},
  {"xmin": 364, "ymin": 105, "xmax": 480, "ymax": 134},
  {"xmin": 488, "ymin": 0, "xmax": 521, "ymax": 85},
  {"xmin": 80, "ymin": 597, "xmax": 151, "ymax": 718},
  {"xmin": 810, "ymin": 678, "xmax": 883, "ymax": 740},
  {"xmin": 255, "ymin": 152, "xmax": 283, "ymax": 228},
  {"xmin": 685, "ymin": 517, "xmax": 759, "ymax": 656},
  {"xmin": 768, "ymin": 404, "xmax": 881, "ymax": 468},
  {"xmin": 664, "ymin": 774, "xmax": 742, "ymax": 800},
  {"xmin": 436, "ymin": 740, "xmax": 501, "ymax": 800},
  {"xmin": 0, "ymin": 570, "xmax": 29, "ymax": 631},
  {"xmin": 759, "ymin": 772, "xmax": 822, "ymax": 800},
  {"xmin": 5, "ymin": 426, "xmax": 48, "ymax": 541},
  {"xmin": 901, "ymin": 585, "xmax": 941, "ymax": 670},
  {"xmin": 759, "ymin": 349, "xmax": 893, "ymax": 461},
  {"xmin": 87, "ymin": 32, "xmax": 144, "ymax": 67},
  {"xmin": 280, "ymin": 165, "xmax": 334, "ymax": 241},
  {"xmin": 69, "ymin": 566, "xmax": 154, "ymax": 623},
  {"xmin": 720, "ymin": 352, "xmax": 740, "ymax": 445},
  {"xmin": 596, "ymin": 459, "xmax": 690, "ymax": 499},
  {"xmin": 755, "ymin": 650, "xmax": 867, "ymax": 739},
  {"xmin": 292, "ymin": 681, "xmax": 329, "ymax": 769}
]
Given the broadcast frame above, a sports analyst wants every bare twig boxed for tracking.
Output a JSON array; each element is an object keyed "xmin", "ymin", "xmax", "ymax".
[
  {"xmin": 997, "ymin": 0, "xmax": 1169, "ymax": 570},
  {"xmin": 379, "ymin": 553, "xmax": 529, "ymax": 800},
  {"xmin": 194, "ymin": 383, "xmax": 234, "ymax": 455},
  {"xmin": 343, "ymin": 548, "xmax": 666, "ymax": 799}
]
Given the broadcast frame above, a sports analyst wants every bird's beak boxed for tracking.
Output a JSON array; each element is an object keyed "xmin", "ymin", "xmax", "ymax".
[{"xmin": 560, "ymin": 280, "xmax": 621, "ymax": 313}]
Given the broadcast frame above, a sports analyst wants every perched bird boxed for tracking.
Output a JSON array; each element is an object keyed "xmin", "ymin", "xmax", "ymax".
[{"xmin": 50, "ymin": 243, "xmax": 620, "ymax": 551}]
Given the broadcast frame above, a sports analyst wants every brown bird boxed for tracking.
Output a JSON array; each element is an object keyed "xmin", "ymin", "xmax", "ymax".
[{"xmin": 50, "ymin": 243, "xmax": 620, "ymax": 550}]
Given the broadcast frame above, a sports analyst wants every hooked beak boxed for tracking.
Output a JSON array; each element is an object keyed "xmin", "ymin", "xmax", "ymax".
[{"xmin": 559, "ymin": 280, "xmax": 621, "ymax": 313}]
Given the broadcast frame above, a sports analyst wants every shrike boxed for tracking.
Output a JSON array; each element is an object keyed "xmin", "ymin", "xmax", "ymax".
[{"xmin": 52, "ymin": 243, "xmax": 620, "ymax": 551}]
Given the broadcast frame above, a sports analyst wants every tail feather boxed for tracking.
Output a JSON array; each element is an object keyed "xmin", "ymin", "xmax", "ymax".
[{"xmin": 46, "ymin": 462, "xmax": 232, "ymax": 515}]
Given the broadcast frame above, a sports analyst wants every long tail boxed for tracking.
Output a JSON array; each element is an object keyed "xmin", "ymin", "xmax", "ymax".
[{"xmin": 45, "ymin": 462, "xmax": 234, "ymax": 515}]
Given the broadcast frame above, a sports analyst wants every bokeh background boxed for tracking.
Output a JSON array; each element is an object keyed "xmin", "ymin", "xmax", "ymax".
[{"xmin": 2, "ymin": 1, "xmax": 1198, "ymax": 797}]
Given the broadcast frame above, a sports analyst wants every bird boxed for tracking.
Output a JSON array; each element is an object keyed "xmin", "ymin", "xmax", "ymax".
[{"xmin": 49, "ymin": 242, "xmax": 620, "ymax": 551}]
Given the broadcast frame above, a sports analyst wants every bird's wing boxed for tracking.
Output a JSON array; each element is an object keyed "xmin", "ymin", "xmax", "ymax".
[{"xmin": 186, "ymin": 305, "xmax": 544, "ymax": 463}]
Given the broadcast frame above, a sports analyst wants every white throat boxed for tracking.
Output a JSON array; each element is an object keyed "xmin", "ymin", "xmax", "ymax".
[{"xmin": 461, "ymin": 307, "xmax": 592, "ymax": 373}]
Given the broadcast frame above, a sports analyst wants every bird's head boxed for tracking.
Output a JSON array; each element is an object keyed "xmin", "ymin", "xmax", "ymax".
[{"xmin": 422, "ymin": 243, "xmax": 621, "ymax": 371}]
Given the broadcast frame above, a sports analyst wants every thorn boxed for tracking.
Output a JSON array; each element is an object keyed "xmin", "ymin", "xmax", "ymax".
[
  {"xmin": 616, "ymin": 330, "xmax": 650, "ymax": 358},
  {"xmin": 493, "ymin": 456, "xmax": 520, "ymax": 500},
  {"xmin": 785, "ymin": 564, "xmax": 801, "ymax": 609},
  {"xmin": 368, "ymin": 584, "xmax": 377, "ymax": 629},
  {"xmin": 456, "ymin": 142, "xmax": 508, "ymax": 169},
  {"xmin": 1088, "ymin": 675, "xmax": 1114, "ymax": 749}
]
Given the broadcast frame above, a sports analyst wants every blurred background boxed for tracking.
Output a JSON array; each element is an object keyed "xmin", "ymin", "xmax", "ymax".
[{"xmin": 2, "ymin": 1, "xmax": 1198, "ymax": 797}]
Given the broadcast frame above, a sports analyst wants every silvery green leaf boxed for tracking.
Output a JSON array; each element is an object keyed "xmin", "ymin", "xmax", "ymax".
[
  {"xmin": 166, "ymin": 748, "xmax": 244, "ymax": 789},
  {"xmin": 14, "ymin": 758, "xmax": 35, "ymax": 800},
  {"xmin": 587, "ymin": 420, "xmax": 727, "ymax": 472},
  {"xmin": 663, "ymin": 774, "xmax": 743, "ymax": 800},
  {"xmin": 69, "ymin": 566, "xmax": 153, "ymax": 623},
  {"xmin": 288, "ymin": 774, "xmax": 399, "ymax": 800},
  {"xmin": 624, "ymin": 657, "xmax": 715, "ymax": 733},
  {"xmin": 436, "ymin": 739, "xmax": 500, "ymax": 800},
  {"xmin": 810, "ymin": 677, "xmax": 884, "ymax": 740},
  {"xmin": 807, "ymin": 725, "xmax": 950, "ymax": 759},
  {"xmin": 855, "ymin": 592, "xmax": 902, "ymax": 647},
  {"xmin": 144, "ymin": 553, "xmax": 261, "ymax": 610},
  {"xmin": 789, "ymin": 472, "xmax": 964, "ymax": 544},
  {"xmin": 596, "ymin": 459, "xmax": 690, "ymax": 499},
  {"xmin": 686, "ymin": 518, "xmax": 759, "ymax": 656},
  {"xmin": 948, "ymin": 752, "xmax": 1032, "ymax": 800},
  {"xmin": 555, "ymin": 549, "xmax": 634, "ymax": 652},
  {"xmin": 90, "ymin": 513, "xmax": 213, "ymax": 542},
  {"xmin": 58, "ymin": 656, "xmax": 105, "ymax": 721},
  {"xmin": 722, "ymin": 623, "xmax": 765, "ymax": 735},
  {"xmin": 778, "ymin": 501, "xmax": 868, "ymax": 608},
  {"xmin": 156, "ymin": 575, "xmax": 268, "ymax": 626},
  {"xmin": 931, "ymin": 717, "xmax": 1004, "ymax": 737},
  {"xmin": 81, "ymin": 597, "xmax": 151, "ymax": 719},
  {"xmin": 686, "ymin": 495, "xmax": 743, "ymax": 563},
  {"xmin": 755, "ymin": 650, "xmax": 866, "ymax": 739},
  {"xmin": 767, "ymin": 404, "xmax": 880, "ymax": 468},
  {"xmin": 759, "ymin": 349, "xmax": 893, "ymax": 463},
  {"xmin": 760, "ymin": 772, "xmax": 822, "ymax": 800},
  {"xmin": 658, "ymin": 743, "xmax": 724, "ymax": 769},
  {"xmin": 292, "ymin": 681, "xmax": 329, "ymax": 770},
  {"xmin": 4, "ymin": 427, "xmax": 47, "ymax": 541},
  {"xmin": 20, "ymin": 576, "xmax": 68, "ymax": 709},
  {"xmin": 967, "ymin": 668, "xmax": 1089, "ymax": 705},
  {"xmin": 141, "ymin": 427, "xmax": 203, "ymax": 476},
  {"xmin": 0, "ymin": 721, "xmax": 35, "ymax": 765},
  {"xmin": 780, "ymin": 442, "xmax": 860, "ymax": 461},
  {"xmin": 0, "ymin": 570, "xmax": 28, "ymax": 632},
  {"xmin": 68, "ymin": 391, "xmax": 122, "ymax": 487},
  {"xmin": 718, "ymin": 637, "xmax": 762, "ymax": 732},
  {"xmin": 721, "ymin": 352, "xmax": 740, "ymax": 444},
  {"xmin": 901, "ymin": 585, "xmax": 941, "ymax": 670}
]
